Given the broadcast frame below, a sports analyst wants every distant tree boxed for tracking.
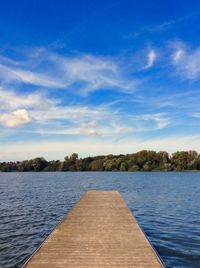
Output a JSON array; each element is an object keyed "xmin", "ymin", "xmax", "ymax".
[
  {"xmin": 64, "ymin": 155, "xmax": 69, "ymax": 162},
  {"xmin": 18, "ymin": 160, "xmax": 33, "ymax": 171},
  {"xmin": 90, "ymin": 159, "xmax": 104, "ymax": 171},
  {"xmin": 187, "ymin": 151, "xmax": 200, "ymax": 170},
  {"xmin": 128, "ymin": 164, "xmax": 140, "ymax": 171},
  {"xmin": 60, "ymin": 160, "xmax": 69, "ymax": 171},
  {"xmin": 62, "ymin": 153, "xmax": 79, "ymax": 171},
  {"xmin": 120, "ymin": 162, "xmax": 127, "ymax": 171},
  {"xmin": 82, "ymin": 157, "xmax": 94, "ymax": 171},
  {"xmin": 172, "ymin": 151, "xmax": 190, "ymax": 171},
  {"xmin": 75, "ymin": 159, "xmax": 83, "ymax": 171},
  {"xmin": 104, "ymin": 159, "xmax": 119, "ymax": 171},
  {"xmin": 1, "ymin": 150, "xmax": 200, "ymax": 172},
  {"xmin": 143, "ymin": 161, "xmax": 153, "ymax": 171},
  {"xmin": 157, "ymin": 151, "xmax": 171, "ymax": 171},
  {"xmin": 135, "ymin": 150, "xmax": 158, "ymax": 170},
  {"xmin": 32, "ymin": 157, "xmax": 48, "ymax": 171},
  {"xmin": 44, "ymin": 160, "xmax": 60, "ymax": 171},
  {"xmin": 70, "ymin": 153, "xmax": 78, "ymax": 161}
]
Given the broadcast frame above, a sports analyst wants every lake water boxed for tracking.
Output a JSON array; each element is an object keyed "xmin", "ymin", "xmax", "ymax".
[{"xmin": 0, "ymin": 172, "xmax": 200, "ymax": 268}]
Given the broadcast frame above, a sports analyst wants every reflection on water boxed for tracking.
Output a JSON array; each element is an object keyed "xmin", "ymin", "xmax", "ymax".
[{"xmin": 0, "ymin": 172, "xmax": 200, "ymax": 268}]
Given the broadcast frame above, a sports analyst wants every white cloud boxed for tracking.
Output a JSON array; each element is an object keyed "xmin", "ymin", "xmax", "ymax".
[
  {"xmin": 0, "ymin": 87, "xmax": 58, "ymax": 111},
  {"xmin": 173, "ymin": 49, "xmax": 184, "ymax": 62},
  {"xmin": 192, "ymin": 113, "xmax": 200, "ymax": 118},
  {"xmin": 50, "ymin": 54, "xmax": 138, "ymax": 94},
  {"xmin": 144, "ymin": 114, "xmax": 170, "ymax": 129},
  {"xmin": 144, "ymin": 50, "xmax": 156, "ymax": 69},
  {"xmin": 80, "ymin": 120, "xmax": 98, "ymax": 136},
  {"xmin": 129, "ymin": 113, "xmax": 170, "ymax": 130},
  {"xmin": 29, "ymin": 104, "xmax": 170, "ymax": 137},
  {"xmin": 30, "ymin": 105, "xmax": 110, "ymax": 123},
  {"xmin": 172, "ymin": 43, "xmax": 200, "ymax": 80},
  {"xmin": 0, "ymin": 109, "xmax": 31, "ymax": 128},
  {"xmin": 0, "ymin": 52, "xmax": 138, "ymax": 94},
  {"xmin": 0, "ymin": 64, "xmax": 64, "ymax": 88}
]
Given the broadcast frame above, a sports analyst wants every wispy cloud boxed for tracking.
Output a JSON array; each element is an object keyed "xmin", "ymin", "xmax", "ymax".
[
  {"xmin": 0, "ymin": 85, "xmax": 171, "ymax": 137},
  {"xmin": 144, "ymin": 50, "xmax": 156, "ymax": 69},
  {"xmin": 0, "ymin": 63, "xmax": 65, "ymax": 88},
  {"xmin": 191, "ymin": 113, "xmax": 200, "ymax": 118},
  {"xmin": 80, "ymin": 120, "xmax": 98, "ymax": 136},
  {"xmin": 0, "ymin": 51, "xmax": 139, "ymax": 95},
  {"xmin": 173, "ymin": 49, "xmax": 184, "ymax": 62},
  {"xmin": 0, "ymin": 87, "xmax": 58, "ymax": 111},
  {"xmin": 30, "ymin": 104, "xmax": 169, "ymax": 138},
  {"xmin": 49, "ymin": 53, "xmax": 139, "ymax": 94},
  {"xmin": 171, "ymin": 42, "xmax": 200, "ymax": 80},
  {"xmin": 132, "ymin": 90, "xmax": 200, "ymax": 111},
  {"xmin": 136, "ymin": 113, "xmax": 170, "ymax": 129},
  {"xmin": 131, "ymin": 12, "xmax": 199, "ymax": 38}
]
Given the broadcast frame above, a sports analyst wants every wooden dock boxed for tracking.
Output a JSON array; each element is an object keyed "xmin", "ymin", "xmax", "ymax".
[{"xmin": 23, "ymin": 190, "xmax": 164, "ymax": 268}]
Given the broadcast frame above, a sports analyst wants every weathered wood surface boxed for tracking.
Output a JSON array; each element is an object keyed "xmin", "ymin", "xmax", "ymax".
[{"xmin": 23, "ymin": 190, "xmax": 164, "ymax": 268}]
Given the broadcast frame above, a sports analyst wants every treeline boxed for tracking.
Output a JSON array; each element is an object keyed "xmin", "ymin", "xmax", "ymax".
[{"xmin": 1, "ymin": 150, "xmax": 200, "ymax": 172}]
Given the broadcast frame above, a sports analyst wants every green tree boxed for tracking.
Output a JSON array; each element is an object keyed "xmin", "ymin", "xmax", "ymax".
[
  {"xmin": 120, "ymin": 162, "xmax": 127, "ymax": 171},
  {"xmin": 128, "ymin": 164, "xmax": 140, "ymax": 171},
  {"xmin": 171, "ymin": 151, "xmax": 189, "ymax": 171},
  {"xmin": 70, "ymin": 153, "xmax": 78, "ymax": 161},
  {"xmin": 32, "ymin": 157, "xmax": 48, "ymax": 171},
  {"xmin": 90, "ymin": 159, "xmax": 104, "ymax": 171}
]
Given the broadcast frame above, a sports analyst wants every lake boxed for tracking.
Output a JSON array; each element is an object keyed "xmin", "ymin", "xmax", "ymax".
[{"xmin": 0, "ymin": 172, "xmax": 200, "ymax": 268}]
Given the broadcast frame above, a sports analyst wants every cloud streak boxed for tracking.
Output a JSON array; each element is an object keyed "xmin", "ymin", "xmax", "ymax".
[
  {"xmin": 131, "ymin": 12, "xmax": 199, "ymax": 38},
  {"xmin": 0, "ymin": 87, "xmax": 58, "ymax": 111},
  {"xmin": 0, "ymin": 63, "xmax": 65, "ymax": 88},
  {"xmin": 172, "ymin": 42, "xmax": 200, "ymax": 80},
  {"xmin": 49, "ymin": 53, "xmax": 139, "ymax": 94},
  {"xmin": 0, "ymin": 52, "xmax": 139, "ymax": 95},
  {"xmin": 144, "ymin": 50, "xmax": 156, "ymax": 69}
]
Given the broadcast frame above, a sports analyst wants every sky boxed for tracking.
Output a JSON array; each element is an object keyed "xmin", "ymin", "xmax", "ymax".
[{"xmin": 1, "ymin": 0, "xmax": 200, "ymax": 161}]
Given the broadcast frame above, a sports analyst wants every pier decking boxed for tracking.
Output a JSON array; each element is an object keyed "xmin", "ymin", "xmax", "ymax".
[{"xmin": 23, "ymin": 190, "xmax": 164, "ymax": 268}]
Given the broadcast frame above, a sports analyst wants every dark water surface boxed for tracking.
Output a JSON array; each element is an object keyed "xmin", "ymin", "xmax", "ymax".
[{"xmin": 0, "ymin": 172, "xmax": 200, "ymax": 268}]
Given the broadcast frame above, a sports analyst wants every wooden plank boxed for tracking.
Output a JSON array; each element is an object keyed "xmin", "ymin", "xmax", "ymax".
[{"xmin": 23, "ymin": 190, "xmax": 165, "ymax": 268}]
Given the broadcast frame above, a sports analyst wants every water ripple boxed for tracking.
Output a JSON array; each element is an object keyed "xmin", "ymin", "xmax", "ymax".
[{"xmin": 0, "ymin": 172, "xmax": 200, "ymax": 267}]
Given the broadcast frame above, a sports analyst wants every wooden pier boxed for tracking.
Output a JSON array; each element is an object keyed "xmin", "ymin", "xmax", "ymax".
[{"xmin": 23, "ymin": 190, "xmax": 164, "ymax": 268}]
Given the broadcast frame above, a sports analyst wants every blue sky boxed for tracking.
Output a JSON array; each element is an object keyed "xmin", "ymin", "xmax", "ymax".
[{"xmin": 1, "ymin": 0, "xmax": 200, "ymax": 160}]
